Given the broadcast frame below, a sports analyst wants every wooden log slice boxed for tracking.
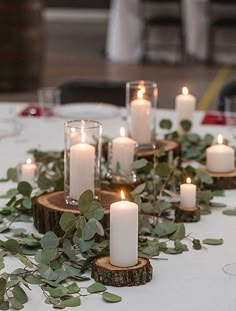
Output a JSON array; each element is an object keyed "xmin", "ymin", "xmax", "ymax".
[
  {"xmin": 32, "ymin": 190, "xmax": 119, "ymax": 235},
  {"xmin": 91, "ymin": 256, "xmax": 153, "ymax": 287},
  {"xmin": 137, "ymin": 139, "xmax": 179, "ymax": 162},
  {"xmin": 175, "ymin": 205, "xmax": 200, "ymax": 223},
  {"xmin": 207, "ymin": 168, "xmax": 236, "ymax": 190}
]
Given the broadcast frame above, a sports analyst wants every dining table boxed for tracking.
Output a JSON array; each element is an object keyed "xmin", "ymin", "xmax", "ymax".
[{"xmin": 0, "ymin": 102, "xmax": 236, "ymax": 311}]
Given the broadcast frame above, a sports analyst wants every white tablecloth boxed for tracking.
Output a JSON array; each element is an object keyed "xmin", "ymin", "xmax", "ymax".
[
  {"xmin": 106, "ymin": 0, "xmax": 208, "ymax": 63},
  {"xmin": 1, "ymin": 103, "xmax": 236, "ymax": 311}
]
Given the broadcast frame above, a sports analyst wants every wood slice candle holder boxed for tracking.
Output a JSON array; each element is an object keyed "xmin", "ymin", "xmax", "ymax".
[
  {"xmin": 91, "ymin": 256, "xmax": 152, "ymax": 287},
  {"xmin": 175, "ymin": 205, "xmax": 200, "ymax": 223},
  {"xmin": 206, "ymin": 168, "xmax": 236, "ymax": 190},
  {"xmin": 137, "ymin": 139, "xmax": 179, "ymax": 162},
  {"xmin": 32, "ymin": 190, "xmax": 120, "ymax": 236}
]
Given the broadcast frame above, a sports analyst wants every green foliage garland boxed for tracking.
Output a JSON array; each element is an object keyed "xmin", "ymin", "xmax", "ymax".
[{"xmin": 0, "ymin": 126, "xmax": 228, "ymax": 310}]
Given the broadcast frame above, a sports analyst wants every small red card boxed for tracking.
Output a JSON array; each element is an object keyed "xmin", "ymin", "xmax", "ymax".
[{"xmin": 201, "ymin": 113, "xmax": 226, "ymax": 125}]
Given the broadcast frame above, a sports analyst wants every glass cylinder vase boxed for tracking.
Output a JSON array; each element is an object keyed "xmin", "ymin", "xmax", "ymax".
[
  {"xmin": 126, "ymin": 80, "xmax": 158, "ymax": 146},
  {"xmin": 64, "ymin": 120, "xmax": 102, "ymax": 205}
]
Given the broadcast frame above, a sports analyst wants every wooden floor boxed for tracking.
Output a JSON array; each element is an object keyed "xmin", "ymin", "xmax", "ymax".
[{"xmin": 1, "ymin": 12, "xmax": 236, "ymax": 111}]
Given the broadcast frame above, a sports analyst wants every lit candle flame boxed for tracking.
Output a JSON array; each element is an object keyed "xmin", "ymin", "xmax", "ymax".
[
  {"xmin": 26, "ymin": 158, "xmax": 32, "ymax": 165},
  {"xmin": 182, "ymin": 87, "xmax": 189, "ymax": 95},
  {"xmin": 137, "ymin": 89, "xmax": 144, "ymax": 99},
  {"xmin": 217, "ymin": 134, "xmax": 223, "ymax": 145},
  {"xmin": 120, "ymin": 127, "xmax": 126, "ymax": 137},
  {"xmin": 186, "ymin": 177, "xmax": 191, "ymax": 184},
  {"xmin": 120, "ymin": 190, "xmax": 125, "ymax": 201},
  {"xmin": 71, "ymin": 127, "xmax": 76, "ymax": 133}
]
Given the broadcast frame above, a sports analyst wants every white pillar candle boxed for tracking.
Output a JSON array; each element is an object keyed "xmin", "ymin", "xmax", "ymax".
[
  {"xmin": 110, "ymin": 190, "xmax": 138, "ymax": 267},
  {"xmin": 206, "ymin": 134, "xmax": 235, "ymax": 173},
  {"xmin": 180, "ymin": 177, "xmax": 196, "ymax": 209},
  {"xmin": 175, "ymin": 86, "xmax": 196, "ymax": 125},
  {"xmin": 131, "ymin": 89, "xmax": 151, "ymax": 144},
  {"xmin": 111, "ymin": 127, "xmax": 136, "ymax": 175},
  {"xmin": 69, "ymin": 132, "xmax": 95, "ymax": 200},
  {"xmin": 21, "ymin": 158, "xmax": 37, "ymax": 185}
]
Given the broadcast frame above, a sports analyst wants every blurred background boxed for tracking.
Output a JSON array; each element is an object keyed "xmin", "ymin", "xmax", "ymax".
[{"xmin": 1, "ymin": 0, "xmax": 236, "ymax": 110}]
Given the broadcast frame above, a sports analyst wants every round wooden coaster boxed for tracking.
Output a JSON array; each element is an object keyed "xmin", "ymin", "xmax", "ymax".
[
  {"xmin": 91, "ymin": 256, "xmax": 153, "ymax": 287},
  {"xmin": 206, "ymin": 167, "xmax": 236, "ymax": 189},
  {"xmin": 175, "ymin": 205, "xmax": 200, "ymax": 223},
  {"xmin": 32, "ymin": 190, "xmax": 118, "ymax": 235},
  {"xmin": 137, "ymin": 139, "xmax": 179, "ymax": 159}
]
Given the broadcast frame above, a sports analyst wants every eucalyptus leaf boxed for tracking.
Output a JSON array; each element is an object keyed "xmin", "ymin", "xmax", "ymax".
[
  {"xmin": 141, "ymin": 202, "xmax": 153, "ymax": 214},
  {"xmin": 0, "ymin": 278, "xmax": 6, "ymax": 296},
  {"xmin": 102, "ymin": 292, "xmax": 122, "ymax": 303},
  {"xmin": 78, "ymin": 190, "xmax": 93, "ymax": 214},
  {"xmin": 40, "ymin": 232, "xmax": 59, "ymax": 249},
  {"xmin": 59, "ymin": 212, "xmax": 77, "ymax": 233},
  {"xmin": 62, "ymin": 296, "xmax": 81, "ymax": 307},
  {"xmin": 84, "ymin": 201, "xmax": 104, "ymax": 221},
  {"xmin": 63, "ymin": 240, "xmax": 76, "ymax": 260},
  {"xmin": 210, "ymin": 202, "xmax": 226, "ymax": 208},
  {"xmin": 16, "ymin": 254, "xmax": 33, "ymax": 269},
  {"xmin": 164, "ymin": 248, "xmax": 183, "ymax": 255},
  {"xmin": 38, "ymin": 174, "xmax": 53, "ymax": 191},
  {"xmin": 131, "ymin": 183, "xmax": 146, "ymax": 195},
  {"xmin": 0, "ymin": 301, "xmax": 9, "ymax": 310},
  {"xmin": 7, "ymin": 168, "xmax": 18, "ymax": 182},
  {"xmin": 155, "ymin": 163, "xmax": 172, "ymax": 177},
  {"xmin": 54, "ymin": 268, "xmax": 68, "ymax": 284},
  {"xmin": 9, "ymin": 298, "xmax": 23, "ymax": 310},
  {"xmin": 82, "ymin": 218, "xmax": 98, "ymax": 241},
  {"xmin": 155, "ymin": 222, "xmax": 177, "ymax": 237},
  {"xmin": 192, "ymin": 239, "xmax": 202, "ymax": 250},
  {"xmin": 39, "ymin": 265, "xmax": 58, "ymax": 281},
  {"xmin": 159, "ymin": 119, "xmax": 172, "ymax": 130},
  {"xmin": 169, "ymin": 223, "xmax": 185, "ymax": 241},
  {"xmin": 95, "ymin": 220, "xmax": 104, "ymax": 236},
  {"xmin": 21, "ymin": 198, "xmax": 32, "ymax": 210},
  {"xmin": 24, "ymin": 275, "xmax": 42, "ymax": 285},
  {"xmin": 78, "ymin": 238, "xmax": 95, "ymax": 253},
  {"xmin": 12, "ymin": 285, "xmax": 28, "ymax": 304},
  {"xmin": 131, "ymin": 159, "xmax": 148, "ymax": 170},
  {"xmin": 202, "ymin": 238, "xmax": 224, "ymax": 245},
  {"xmin": 5, "ymin": 239, "xmax": 21, "ymax": 254},
  {"xmin": 66, "ymin": 283, "xmax": 80, "ymax": 294},
  {"xmin": 212, "ymin": 190, "xmax": 225, "ymax": 197},
  {"xmin": 196, "ymin": 170, "xmax": 213, "ymax": 185},
  {"xmin": 45, "ymin": 297, "xmax": 60, "ymax": 305},
  {"xmin": 180, "ymin": 119, "xmax": 192, "ymax": 132},
  {"xmin": 197, "ymin": 190, "xmax": 213, "ymax": 204},
  {"xmin": 174, "ymin": 240, "xmax": 188, "ymax": 252},
  {"xmin": 0, "ymin": 226, "xmax": 10, "ymax": 234},
  {"xmin": 47, "ymin": 286, "xmax": 67, "ymax": 298},
  {"xmin": 141, "ymin": 243, "xmax": 159, "ymax": 257},
  {"xmin": 17, "ymin": 182, "xmax": 32, "ymax": 197},
  {"xmin": 200, "ymin": 209, "xmax": 212, "ymax": 215},
  {"xmin": 222, "ymin": 209, "xmax": 236, "ymax": 216},
  {"xmin": 87, "ymin": 282, "xmax": 106, "ymax": 293}
]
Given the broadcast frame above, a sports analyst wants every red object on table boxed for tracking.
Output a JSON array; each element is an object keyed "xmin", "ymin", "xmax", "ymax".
[
  {"xmin": 201, "ymin": 112, "xmax": 226, "ymax": 125},
  {"xmin": 18, "ymin": 104, "xmax": 53, "ymax": 117}
]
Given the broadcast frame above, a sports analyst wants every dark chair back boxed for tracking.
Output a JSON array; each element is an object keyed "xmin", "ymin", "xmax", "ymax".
[
  {"xmin": 217, "ymin": 80, "xmax": 236, "ymax": 112},
  {"xmin": 57, "ymin": 80, "xmax": 126, "ymax": 106}
]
